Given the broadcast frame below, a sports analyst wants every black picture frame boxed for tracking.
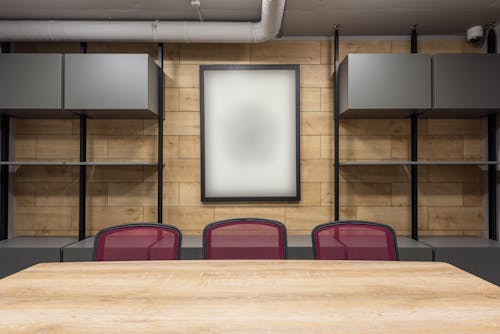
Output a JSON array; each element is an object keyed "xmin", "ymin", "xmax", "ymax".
[{"xmin": 200, "ymin": 64, "xmax": 301, "ymax": 202}]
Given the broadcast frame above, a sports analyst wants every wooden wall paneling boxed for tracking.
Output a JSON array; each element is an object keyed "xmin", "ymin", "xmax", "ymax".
[
  {"xmin": 339, "ymin": 40, "xmax": 392, "ymax": 62},
  {"xmin": 463, "ymin": 136, "xmax": 485, "ymax": 160},
  {"xmin": 87, "ymin": 119, "xmax": 144, "ymax": 136},
  {"xmin": 16, "ymin": 206, "xmax": 74, "ymax": 234},
  {"xmin": 181, "ymin": 43, "xmax": 250, "ymax": 64},
  {"xmin": 357, "ymin": 207, "xmax": 410, "ymax": 234},
  {"xmin": 16, "ymin": 119, "xmax": 73, "ymax": 135},
  {"xmin": 35, "ymin": 183, "xmax": 78, "ymax": 207},
  {"xmin": 418, "ymin": 136, "xmax": 463, "ymax": 160},
  {"xmin": 164, "ymin": 159, "xmax": 200, "ymax": 183},
  {"xmin": 107, "ymin": 135, "xmax": 157, "ymax": 161},
  {"xmin": 15, "ymin": 183, "xmax": 36, "ymax": 207},
  {"xmin": 340, "ymin": 182, "xmax": 392, "ymax": 207},
  {"xmin": 87, "ymin": 135, "xmax": 108, "ymax": 161},
  {"xmin": 165, "ymin": 207, "xmax": 215, "ymax": 234},
  {"xmin": 428, "ymin": 207, "xmax": 483, "ymax": 231},
  {"xmin": 250, "ymin": 41, "xmax": 320, "ymax": 64},
  {"xmin": 339, "ymin": 136, "xmax": 393, "ymax": 160},
  {"xmin": 215, "ymin": 207, "xmax": 285, "ymax": 224},
  {"xmin": 302, "ymin": 112, "xmax": 333, "ymax": 136},
  {"xmin": 84, "ymin": 207, "xmax": 144, "ymax": 235},
  {"xmin": 107, "ymin": 182, "xmax": 157, "ymax": 207},
  {"xmin": 285, "ymin": 206, "xmax": 332, "ymax": 233},
  {"xmin": 178, "ymin": 136, "xmax": 199, "ymax": 159},
  {"xmin": 300, "ymin": 65, "xmax": 333, "ymax": 88},
  {"xmin": 301, "ymin": 136, "xmax": 321, "ymax": 159},
  {"xmin": 301, "ymin": 88, "xmax": 321, "ymax": 111},
  {"xmin": 15, "ymin": 136, "xmax": 37, "ymax": 160},
  {"xmin": 164, "ymin": 112, "xmax": 200, "ymax": 136},
  {"xmin": 179, "ymin": 88, "xmax": 200, "ymax": 111},
  {"xmin": 320, "ymin": 87, "xmax": 333, "ymax": 112}
]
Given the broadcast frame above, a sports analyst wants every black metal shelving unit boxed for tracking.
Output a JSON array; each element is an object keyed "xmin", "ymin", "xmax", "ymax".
[
  {"xmin": 0, "ymin": 42, "xmax": 166, "ymax": 241},
  {"xmin": 333, "ymin": 28, "xmax": 499, "ymax": 241}
]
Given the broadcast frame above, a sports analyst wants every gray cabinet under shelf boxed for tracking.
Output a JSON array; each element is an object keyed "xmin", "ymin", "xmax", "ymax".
[
  {"xmin": 430, "ymin": 54, "xmax": 500, "ymax": 117},
  {"xmin": 339, "ymin": 54, "xmax": 432, "ymax": 118},
  {"xmin": 0, "ymin": 54, "xmax": 72, "ymax": 117},
  {"xmin": 64, "ymin": 54, "xmax": 159, "ymax": 118}
]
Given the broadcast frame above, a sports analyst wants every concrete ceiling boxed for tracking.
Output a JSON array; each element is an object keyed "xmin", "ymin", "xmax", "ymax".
[
  {"xmin": 283, "ymin": 0, "xmax": 500, "ymax": 35},
  {"xmin": 0, "ymin": 0, "xmax": 262, "ymax": 22},
  {"xmin": 0, "ymin": 0, "xmax": 499, "ymax": 36}
]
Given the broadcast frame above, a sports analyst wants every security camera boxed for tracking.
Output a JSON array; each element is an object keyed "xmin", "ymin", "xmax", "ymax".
[{"xmin": 466, "ymin": 26, "xmax": 484, "ymax": 44}]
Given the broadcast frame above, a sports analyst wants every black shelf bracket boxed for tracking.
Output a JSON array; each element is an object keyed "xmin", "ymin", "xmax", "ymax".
[
  {"xmin": 487, "ymin": 28, "xmax": 497, "ymax": 241},
  {"xmin": 158, "ymin": 43, "xmax": 164, "ymax": 224},
  {"xmin": 1, "ymin": 42, "xmax": 11, "ymax": 54},
  {"xmin": 487, "ymin": 114, "xmax": 497, "ymax": 240},
  {"xmin": 78, "ymin": 42, "xmax": 87, "ymax": 241},
  {"xmin": 410, "ymin": 115, "xmax": 418, "ymax": 240},
  {"xmin": 0, "ymin": 115, "xmax": 10, "ymax": 240},
  {"xmin": 0, "ymin": 43, "xmax": 11, "ymax": 240},
  {"xmin": 410, "ymin": 26, "xmax": 419, "ymax": 240},
  {"xmin": 79, "ymin": 115, "xmax": 87, "ymax": 240},
  {"xmin": 333, "ymin": 28, "xmax": 340, "ymax": 221}
]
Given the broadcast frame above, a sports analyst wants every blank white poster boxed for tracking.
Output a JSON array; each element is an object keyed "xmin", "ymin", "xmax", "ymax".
[{"xmin": 202, "ymin": 67, "xmax": 299, "ymax": 200}]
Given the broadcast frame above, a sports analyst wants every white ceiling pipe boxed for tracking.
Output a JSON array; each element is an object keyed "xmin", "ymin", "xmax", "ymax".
[{"xmin": 0, "ymin": 0, "xmax": 285, "ymax": 43}]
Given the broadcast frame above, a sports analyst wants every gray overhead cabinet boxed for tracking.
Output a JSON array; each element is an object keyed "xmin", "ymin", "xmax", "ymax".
[
  {"xmin": 64, "ymin": 54, "xmax": 159, "ymax": 118},
  {"xmin": 339, "ymin": 54, "xmax": 432, "ymax": 118},
  {"xmin": 431, "ymin": 54, "xmax": 500, "ymax": 117},
  {"xmin": 0, "ymin": 54, "xmax": 73, "ymax": 117}
]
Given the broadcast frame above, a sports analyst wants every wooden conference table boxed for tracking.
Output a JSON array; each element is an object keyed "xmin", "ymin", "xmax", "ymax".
[{"xmin": 0, "ymin": 260, "xmax": 499, "ymax": 333}]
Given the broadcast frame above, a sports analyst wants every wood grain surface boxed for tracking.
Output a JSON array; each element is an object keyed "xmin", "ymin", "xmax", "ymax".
[{"xmin": 0, "ymin": 260, "xmax": 499, "ymax": 333}]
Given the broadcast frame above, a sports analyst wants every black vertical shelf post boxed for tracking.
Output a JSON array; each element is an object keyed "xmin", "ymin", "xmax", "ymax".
[
  {"xmin": 78, "ymin": 42, "xmax": 87, "ymax": 240},
  {"xmin": 0, "ymin": 115, "xmax": 9, "ymax": 241},
  {"xmin": 0, "ymin": 42, "xmax": 11, "ymax": 240},
  {"xmin": 487, "ymin": 28, "xmax": 497, "ymax": 240},
  {"xmin": 410, "ymin": 27, "xmax": 419, "ymax": 240},
  {"xmin": 333, "ymin": 28, "xmax": 340, "ymax": 221},
  {"xmin": 157, "ymin": 43, "xmax": 164, "ymax": 224},
  {"xmin": 488, "ymin": 114, "xmax": 497, "ymax": 240}
]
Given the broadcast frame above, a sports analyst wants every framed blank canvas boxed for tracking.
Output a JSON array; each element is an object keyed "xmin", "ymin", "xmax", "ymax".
[{"xmin": 200, "ymin": 64, "xmax": 300, "ymax": 202}]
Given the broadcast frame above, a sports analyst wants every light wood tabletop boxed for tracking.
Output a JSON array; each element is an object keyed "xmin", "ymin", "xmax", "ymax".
[{"xmin": 0, "ymin": 260, "xmax": 499, "ymax": 333}]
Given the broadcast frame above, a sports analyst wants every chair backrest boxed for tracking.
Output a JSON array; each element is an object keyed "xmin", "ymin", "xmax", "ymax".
[
  {"xmin": 312, "ymin": 221, "xmax": 399, "ymax": 261},
  {"xmin": 93, "ymin": 223, "xmax": 182, "ymax": 261},
  {"xmin": 203, "ymin": 218, "xmax": 287, "ymax": 259}
]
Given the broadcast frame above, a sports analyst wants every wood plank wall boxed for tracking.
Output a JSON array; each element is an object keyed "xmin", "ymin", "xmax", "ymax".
[{"xmin": 13, "ymin": 39, "xmax": 485, "ymax": 237}]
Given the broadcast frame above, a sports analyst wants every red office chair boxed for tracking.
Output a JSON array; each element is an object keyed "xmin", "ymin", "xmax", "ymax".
[
  {"xmin": 93, "ymin": 223, "xmax": 182, "ymax": 261},
  {"xmin": 312, "ymin": 221, "xmax": 399, "ymax": 261},
  {"xmin": 203, "ymin": 218, "xmax": 287, "ymax": 259}
]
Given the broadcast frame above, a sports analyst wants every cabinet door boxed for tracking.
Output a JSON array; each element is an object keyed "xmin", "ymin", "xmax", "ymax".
[
  {"xmin": 0, "ymin": 54, "xmax": 63, "ymax": 109},
  {"xmin": 64, "ymin": 54, "xmax": 157, "ymax": 116},
  {"xmin": 340, "ymin": 54, "xmax": 431, "ymax": 118},
  {"xmin": 433, "ymin": 54, "xmax": 500, "ymax": 110}
]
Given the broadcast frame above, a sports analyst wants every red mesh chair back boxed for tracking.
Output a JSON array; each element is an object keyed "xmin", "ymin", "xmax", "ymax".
[
  {"xmin": 93, "ymin": 223, "xmax": 182, "ymax": 261},
  {"xmin": 312, "ymin": 221, "xmax": 398, "ymax": 261},
  {"xmin": 203, "ymin": 218, "xmax": 287, "ymax": 259}
]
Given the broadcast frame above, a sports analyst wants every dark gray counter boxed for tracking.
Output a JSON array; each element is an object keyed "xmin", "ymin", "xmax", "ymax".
[
  {"xmin": 420, "ymin": 236, "xmax": 500, "ymax": 286},
  {"xmin": 0, "ymin": 237, "xmax": 77, "ymax": 278},
  {"xmin": 62, "ymin": 237, "xmax": 95, "ymax": 262}
]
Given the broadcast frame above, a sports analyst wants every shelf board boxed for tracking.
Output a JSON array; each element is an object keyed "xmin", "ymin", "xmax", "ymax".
[
  {"xmin": 418, "ymin": 161, "xmax": 499, "ymax": 165},
  {"xmin": 339, "ymin": 161, "xmax": 499, "ymax": 166},
  {"xmin": 0, "ymin": 161, "xmax": 159, "ymax": 166},
  {"xmin": 339, "ymin": 161, "xmax": 416, "ymax": 166}
]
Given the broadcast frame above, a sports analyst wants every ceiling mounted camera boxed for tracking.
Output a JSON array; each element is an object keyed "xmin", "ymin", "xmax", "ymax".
[{"xmin": 466, "ymin": 26, "xmax": 484, "ymax": 44}]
